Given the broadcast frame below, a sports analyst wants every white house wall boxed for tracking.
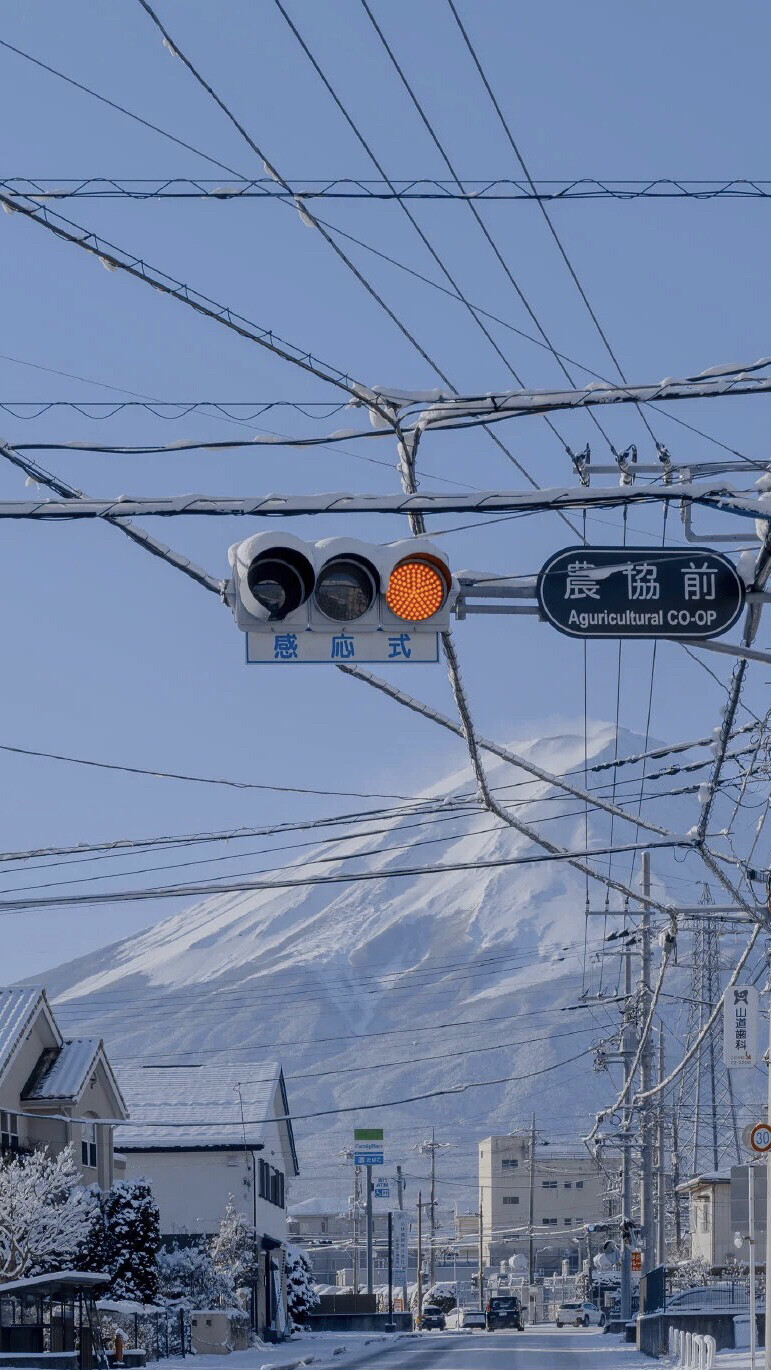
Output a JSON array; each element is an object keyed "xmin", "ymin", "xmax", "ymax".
[{"xmin": 122, "ymin": 1148, "xmax": 289, "ymax": 1241}]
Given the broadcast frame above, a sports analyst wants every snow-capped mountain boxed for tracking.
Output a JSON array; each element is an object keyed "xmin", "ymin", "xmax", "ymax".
[{"xmin": 35, "ymin": 723, "xmax": 747, "ymax": 1207}]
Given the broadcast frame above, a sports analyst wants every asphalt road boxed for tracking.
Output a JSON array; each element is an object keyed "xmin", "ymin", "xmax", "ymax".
[{"xmin": 356, "ymin": 1326, "xmax": 651, "ymax": 1368}]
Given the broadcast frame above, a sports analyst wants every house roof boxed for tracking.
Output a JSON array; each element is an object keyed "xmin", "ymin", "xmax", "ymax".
[
  {"xmin": 22, "ymin": 1038, "xmax": 102, "ymax": 1101},
  {"xmin": 675, "ymin": 1171, "xmax": 731, "ymax": 1194},
  {"xmin": 114, "ymin": 1061, "xmax": 298, "ymax": 1169},
  {"xmin": 0, "ymin": 987, "xmax": 60, "ymax": 1078}
]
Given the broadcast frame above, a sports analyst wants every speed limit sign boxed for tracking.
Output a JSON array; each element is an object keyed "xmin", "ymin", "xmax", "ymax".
[{"xmin": 748, "ymin": 1122, "xmax": 771, "ymax": 1154}]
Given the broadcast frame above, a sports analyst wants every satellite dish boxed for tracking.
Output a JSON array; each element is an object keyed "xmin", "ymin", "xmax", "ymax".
[
  {"xmin": 734, "ymin": 1232, "xmax": 745, "ymax": 1250},
  {"xmin": 508, "ymin": 1254, "xmax": 527, "ymax": 1272}
]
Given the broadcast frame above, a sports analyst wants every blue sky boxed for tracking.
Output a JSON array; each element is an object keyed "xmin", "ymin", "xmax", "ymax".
[{"xmin": 0, "ymin": 0, "xmax": 768, "ymax": 981}]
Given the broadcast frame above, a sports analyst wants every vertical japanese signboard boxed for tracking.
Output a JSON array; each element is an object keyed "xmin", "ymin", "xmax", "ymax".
[
  {"xmin": 723, "ymin": 985, "xmax": 759, "ymax": 1068},
  {"xmin": 391, "ymin": 1210, "xmax": 409, "ymax": 1285}
]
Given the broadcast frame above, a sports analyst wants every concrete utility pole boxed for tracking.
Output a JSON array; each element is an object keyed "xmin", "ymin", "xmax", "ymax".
[
  {"xmin": 478, "ymin": 1203, "xmax": 484, "ymax": 1311},
  {"xmin": 765, "ymin": 924, "xmax": 771, "ymax": 1370},
  {"xmin": 417, "ymin": 1191, "xmax": 423, "ymax": 1326},
  {"xmin": 429, "ymin": 1131, "xmax": 437, "ymax": 1287},
  {"xmin": 366, "ymin": 1164, "xmax": 374, "ymax": 1295},
  {"xmin": 396, "ymin": 1165, "xmax": 408, "ymax": 1312},
  {"xmin": 656, "ymin": 1032, "xmax": 667, "ymax": 1267},
  {"xmin": 640, "ymin": 851, "xmax": 655, "ymax": 1275},
  {"xmin": 620, "ymin": 943, "xmax": 634, "ymax": 1322},
  {"xmin": 527, "ymin": 1113, "xmax": 536, "ymax": 1284},
  {"xmin": 352, "ymin": 1165, "xmax": 361, "ymax": 1296}
]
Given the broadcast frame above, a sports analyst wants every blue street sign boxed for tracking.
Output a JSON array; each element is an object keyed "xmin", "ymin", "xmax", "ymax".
[
  {"xmin": 354, "ymin": 1149, "xmax": 384, "ymax": 1166},
  {"xmin": 537, "ymin": 546, "xmax": 744, "ymax": 640}
]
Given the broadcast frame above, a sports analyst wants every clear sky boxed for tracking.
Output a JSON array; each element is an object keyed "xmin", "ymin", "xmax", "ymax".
[{"xmin": 0, "ymin": 0, "xmax": 768, "ymax": 982}]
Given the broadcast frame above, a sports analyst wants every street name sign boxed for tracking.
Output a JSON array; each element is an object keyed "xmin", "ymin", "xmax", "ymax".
[
  {"xmin": 536, "ymin": 546, "xmax": 744, "ymax": 640},
  {"xmin": 246, "ymin": 629, "xmax": 439, "ymax": 664},
  {"xmin": 723, "ymin": 985, "xmax": 759, "ymax": 1069}
]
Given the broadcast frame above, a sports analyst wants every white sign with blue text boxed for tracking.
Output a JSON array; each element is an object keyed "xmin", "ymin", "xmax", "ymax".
[{"xmin": 246, "ymin": 629, "xmax": 439, "ymax": 664}]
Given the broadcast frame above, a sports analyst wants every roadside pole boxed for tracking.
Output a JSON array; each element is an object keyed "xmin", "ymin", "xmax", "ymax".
[
  {"xmin": 417, "ymin": 1192, "xmax": 423, "ymax": 1327},
  {"xmin": 766, "ymin": 925, "xmax": 771, "ymax": 1370},
  {"xmin": 396, "ymin": 1166, "xmax": 408, "ymax": 1311},
  {"xmin": 527, "ymin": 1112, "xmax": 536, "ymax": 1285},
  {"xmin": 429, "ymin": 1129, "xmax": 437, "ymax": 1288},
  {"xmin": 640, "ymin": 851, "xmax": 655, "ymax": 1275},
  {"xmin": 656, "ymin": 1032, "xmax": 666, "ymax": 1266},
  {"xmin": 387, "ymin": 1211, "xmax": 393, "ymax": 1321},
  {"xmin": 353, "ymin": 1165, "xmax": 360, "ymax": 1297},
  {"xmin": 478, "ymin": 1203, "xmax": 484, "ymax": 1312},
  {"xmin": 749, "ymin": 1164, "xmax": 757, "ymax": 1370},
  {"xmin": 620, "ymin": 943, "xmax": 633, "ymax": 1322},
  {"xmin": 366, "ymin": 1164, "xmax": 374, "ymax": 1295}
]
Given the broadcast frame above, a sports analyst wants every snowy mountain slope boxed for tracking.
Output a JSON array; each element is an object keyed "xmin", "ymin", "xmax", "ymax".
[{"xmin": 35, "ymin": 722, "xmax": 757, "ymax": 1207}]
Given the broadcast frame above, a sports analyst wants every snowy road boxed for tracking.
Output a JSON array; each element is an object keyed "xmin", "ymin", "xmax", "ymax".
[{"xmin": 350, "ymin": 1326, "xmax": 652, "ymax": 1367}]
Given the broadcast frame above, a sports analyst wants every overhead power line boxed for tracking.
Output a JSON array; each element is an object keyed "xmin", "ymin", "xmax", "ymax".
[
  {"xmin": 2, "ymin": 177, "xmax": 768, "ymax": 201},
  {"xmin": 0, "ymin": 481, "xmax": 762, "ymax": 520}
]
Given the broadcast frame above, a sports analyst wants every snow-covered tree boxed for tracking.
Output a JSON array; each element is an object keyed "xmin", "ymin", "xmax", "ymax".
[
  {"xmin": 157, "ymin": 1243, "xmax": 231, "ymax": 1308},
  {"xmin": 211, "ymin": 1199, "xmax": 258, "ymax": 1304},
  {"xmin": 284, "ymin": 1244, "xmax": 318, "ymax": 1325},
  {"xmin": 78, "ymin": 1181, "xmax": 161, "ymax": 1302},
  {"xmin": 0, "ymin": 1145, "xmax": 97, "ymax": 1282}
]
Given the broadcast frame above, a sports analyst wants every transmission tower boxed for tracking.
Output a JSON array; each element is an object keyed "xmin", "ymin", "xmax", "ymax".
[{"xmin": 675, "ymin": 887, "xmax": 741, "ymax": 1180}]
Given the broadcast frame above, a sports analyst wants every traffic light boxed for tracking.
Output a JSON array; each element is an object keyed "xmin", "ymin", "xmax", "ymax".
[{"xmin": 228, "ymin": 534, "xmax": 456, "ymax": 664}]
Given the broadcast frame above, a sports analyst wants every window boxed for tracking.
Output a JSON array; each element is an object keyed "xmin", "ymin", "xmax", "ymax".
[
  {"xmin": 564, "ymin": 1218, "xmax": 572, "ymax": 1226},
  {"xmin": 575, "ymin": 1181, "xmax": 584, "ymax": 1190},
  {"xmin": 541, "ymin": 1180, "xmax": 557, "ymax": 1189},
  {"xmin": 564, "ymin": 1182, "xmax": 572, "ymax": 1189},
  {"xmin": 259, "ymin": 1158, "xmax": 269, "ymax": 1199},
  {"xmin": 502, "ymin": 1196, "xmax": 520, "ymax": 1206},
  {"xmin": 1, "ymin": 1110, "xmax": 19, "ymax": 1155},
  {"xmin": 542, "ymin": 1217, "xmax": 558, "ymax": 1226},
  {"xmin": 501, "ymin": 1158, "xmax": 519, "ymax": 1170},
  {"xmin": 81, "ymin": 1120, "xmax": 97, "ymax": 1169}
]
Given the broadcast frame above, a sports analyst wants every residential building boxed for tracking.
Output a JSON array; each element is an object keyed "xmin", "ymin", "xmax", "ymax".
[
  {"xmin": 0, "ymin": 987, "xmax": 128, "ymax": 1189},
  {"xmin": 479, "ymin": 1132, "xmax": 607, "ymax": 1273},
  {"xmin": 677, "ymin": 1171, "xmax": 766, "ymax": 1271},
  {"xmin": 115, "ymin": 1061, "xmax": 299, "ymax": 1340}
]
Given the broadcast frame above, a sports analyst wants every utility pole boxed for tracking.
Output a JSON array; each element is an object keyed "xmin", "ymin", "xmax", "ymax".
[
  {"xmin": 396, "ymin": 1165, "xmax": 408, "ymax": 1312},
  {"xmin": 366, "ymin": 1164, "xmax": 374, "ymax": 1295},
  {"xmin": 352, "ymin": 1164, "xmax": 361, "ymax": 1297},
  {"xmin": 417, "ymin": 1191, "xmax": 423, "ymax": 1326},
  {"xmin": 429, "ymin": 1130, "xmax": 437, "ymax": 1288},
  {"xmin": 527, "ymin": 1112, "xmax": 536, "ymax": 1285},
  {"xmin": 640, "ymin": 850, "xmax": 655, "ymax": 1276},
  {"xmin": 620, "ymin": 942, "xmax": 633, "ymax": 1322},
  {"xmin": 656, "ymin": 1032, "xmax": 667, "ymax": 1267},
  {"xmin": 765, "ymin": 894, "xmax": 771, "ymax": 1370},
  {"xmin": 478, "ymin": 1202, "xmax": 484, "ymax": 1311}
]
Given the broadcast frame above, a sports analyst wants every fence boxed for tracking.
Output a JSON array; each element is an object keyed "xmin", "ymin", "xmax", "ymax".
[{"xmin": 97, "ymin": 1304, "xmax": 191, "ymax": 1361}]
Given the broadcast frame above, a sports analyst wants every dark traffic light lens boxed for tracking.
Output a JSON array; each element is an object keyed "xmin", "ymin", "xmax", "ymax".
[
  {"xmin": 246, "ymin": 556, "xmax": 307, "ymax": 620},
  {"xmin": 314, "ymin": 558, "xmax": 377, "ymax": 621}
]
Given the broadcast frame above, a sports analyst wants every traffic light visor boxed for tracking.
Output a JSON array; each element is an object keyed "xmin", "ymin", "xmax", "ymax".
[
  {"xmin": 244, "ymin": 547, "xmax": 314, "ymax": 621},
  {"xmin": 314, "ymin": 556, "xmax": 378, "ymax": 622},
  {"xmin": 386, "ymin": 555, "xmax": 450, "ymax": 622}
]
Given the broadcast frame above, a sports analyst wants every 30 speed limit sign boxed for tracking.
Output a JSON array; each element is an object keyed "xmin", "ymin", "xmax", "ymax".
[{"xmin": 748, "ymin": 1122, "xmax": 771, "ymax": 1154}]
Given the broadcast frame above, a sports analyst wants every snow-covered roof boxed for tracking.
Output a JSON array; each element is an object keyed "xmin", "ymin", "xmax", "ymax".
[
  {"xmin": 0, "ymin": 987, "xmax": 57, "ymax": 1077},
  {"xmin": 114, "ymin": 1061, "xmax": 297, "ymax": 1162},
  {"xmin": 22, "ymin": 1038, "xmax": 101, "ymax": 1101},
  {"xmin": 0, "ymin": 1271, "xmax": 109, "ymax": 1296}
]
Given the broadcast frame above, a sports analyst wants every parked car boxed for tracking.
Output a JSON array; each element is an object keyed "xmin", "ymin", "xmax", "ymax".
[
  {"xmin": 666, "ymin": 1284, "xmax": 752, "ymax": 1313},
  {"xmin": 485, "ymin": 1294, "xmax": 524, "ymax": 1330},
  {"xmin": 421, "ymin": 1304, "xmax": 446, "ymax": 1330},
  {"xmin": 461, "ymin": 1309, "xmax": 487, "ymax": 1330},
  {"xmin": 556, "ymin": 1300, "xmax": 605, "ymax": 1328}
]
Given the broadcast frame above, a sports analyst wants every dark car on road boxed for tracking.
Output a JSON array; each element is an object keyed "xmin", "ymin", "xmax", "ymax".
[
  {"xmin": 485, "ymin": 1294, "xmax": 524, "ymax": 1331},
  {"xmin": 421, "ymin": 1304, "xmax": 446, "ymax": 1330}
]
